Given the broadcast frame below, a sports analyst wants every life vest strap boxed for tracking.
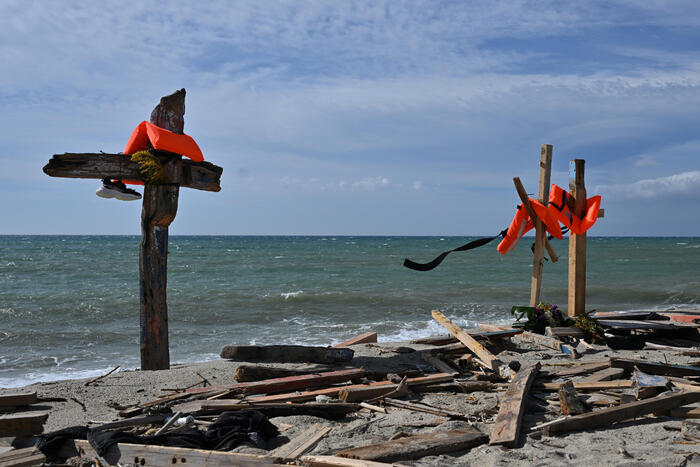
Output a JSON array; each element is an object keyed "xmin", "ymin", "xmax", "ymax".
[{"xmin": 403, "ymin": 232, "xmax": 506, "ymax": 271}]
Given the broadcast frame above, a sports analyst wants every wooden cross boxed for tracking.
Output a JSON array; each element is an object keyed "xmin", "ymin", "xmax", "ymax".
[
  {"xmin": 43, "ymin": 89, "xmax": 223, "ymax": 370},
  {"xmin": 568, "ymin": 159, "xmax": 586, "ymax": 317}
]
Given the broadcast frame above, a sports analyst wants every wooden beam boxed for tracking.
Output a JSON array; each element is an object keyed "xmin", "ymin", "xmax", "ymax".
[
  {"xmin": 220, "ymin": 345, "xmax": 354, "ymax": 363},
  {"xmin": 333, "ymin": 332, "xmax": 377, "ymax": 348},
  {"xmin": 0, "ymin": 392, "xmax": 37, "ymax": 408},
  {"xmin": 489, "ymin": 362, "xmax": 540, "ymax": 447},
  {"xmin": 568, "ymin": 159, "xmax": 587, "ymax": 316},
  {"xmin": 531, "ymin": 144, "xmax": 554, "ymax": 306},
  {"xmin": 139, "ymin": 89, "xmax": 187, "ymax": 370},
  {"xmin": 43, "ymin": 153, "xmax": 222, "ymax": 192},
  {"xmin": 0, "ymin": 412, "xmax": 48, "ymax": 437},
  {"xmin": 432, "ymin": 311, "xmax": 508, "ymax": 376},
  {"xmin": 540, "ymin": 380, "xmax": 633, "ymax": 391},
  {"xmin": 188, "ymin": 368, "xmax": 365, "ymax": 396},
  {"xmin": 336, "ymin": 427, "xmax": 487, "ymax": 462},
  {"xmin": 545, "ymin": 327, "xmax": 586, "ymax": 339},
  {"xmin": 532, "ymin": 390, "xmax": 700, "ymax": 435},
  {"xmin": 234, "ymin": 364, "xmax": 333, "ymax": 382},
  {"xmin": 610, "ymin": 358, "xmax": 700, "ymax": 377},
  {"xmin": 62, "ymin": 440, "xmax": 281, "ymax": 466},
  {"xmin": 339, "ymin": 384, "xmax": 407, "ymax": 403}
]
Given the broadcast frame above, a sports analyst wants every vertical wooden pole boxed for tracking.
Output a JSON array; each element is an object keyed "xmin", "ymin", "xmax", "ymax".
[
  {"xmin": 139, "ymin": 89, "xmax": 185, "ymax": 370},
  {"xmin": 530, "ymin": 144, "xmax": 553, "ymax": 307},
  {"xmin": 568, "ymin": 159, "xmax": 586, "ymax": 317}
]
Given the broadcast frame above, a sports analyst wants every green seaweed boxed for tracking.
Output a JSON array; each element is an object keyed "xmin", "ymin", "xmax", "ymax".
[{"xmin": 130, "ymin": 150, "xmax": 166, "ymax": 184}]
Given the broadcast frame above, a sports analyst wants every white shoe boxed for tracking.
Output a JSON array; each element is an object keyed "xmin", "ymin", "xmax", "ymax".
[{"xmin": 96, "ymin": 179, "xmax": 141, "ymax": 201}]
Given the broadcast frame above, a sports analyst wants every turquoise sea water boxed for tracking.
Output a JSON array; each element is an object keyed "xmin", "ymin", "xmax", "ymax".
[{"xmin": 1, "ymin": 235, "xmax": 699, "ymax": 387}]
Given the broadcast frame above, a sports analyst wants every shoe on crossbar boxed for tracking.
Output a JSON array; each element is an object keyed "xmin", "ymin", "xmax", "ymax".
[{"xmin": 96, "ymin": 179, "xmax": 142, "ymax": 201}]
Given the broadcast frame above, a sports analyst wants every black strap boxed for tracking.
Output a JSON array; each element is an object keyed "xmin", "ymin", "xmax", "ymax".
[{"xmin": 403, "ymin": 231, "xmax": 506, "ymax": 271}]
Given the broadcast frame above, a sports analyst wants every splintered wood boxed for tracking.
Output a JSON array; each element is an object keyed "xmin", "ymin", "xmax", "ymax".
[
  {"xmin": 337, "ymin": 428, "xmax": 488, "ymax": 462},
  {"xmin": 489, "ymin": 362, "xmax": 541, "ymax": 447}
]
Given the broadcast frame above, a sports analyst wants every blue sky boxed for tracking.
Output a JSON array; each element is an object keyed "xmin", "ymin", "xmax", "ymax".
[{"xmin": 1, "ymin": 1, "xmax": 699, "ymax": 236}]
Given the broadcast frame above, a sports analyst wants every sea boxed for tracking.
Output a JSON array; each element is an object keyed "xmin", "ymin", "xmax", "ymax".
[{"xmin": 1, "ymin": 235, "xmax": 698, "ymax": 388}]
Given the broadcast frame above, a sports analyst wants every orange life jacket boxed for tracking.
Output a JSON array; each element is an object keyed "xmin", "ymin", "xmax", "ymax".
[
  {"xmin": 497, "ymin": 199, "xmax": 563, "ymax": 254},
  {"xmin": 124, "ymin": 121, "xmax": 204, "ymax": 162},
  {"xmin": 548, "ymin": 184, "xmax": 601, "ymax": 235}
]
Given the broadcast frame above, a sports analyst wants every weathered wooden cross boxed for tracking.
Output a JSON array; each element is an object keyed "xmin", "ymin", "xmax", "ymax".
[{"xmin": 43, "ymin": 89, "xmax": 223, "ymax": 370}]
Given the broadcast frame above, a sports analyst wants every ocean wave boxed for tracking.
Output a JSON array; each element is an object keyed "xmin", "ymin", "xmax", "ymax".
[{"xmin": 0, "ymin": 365, "xmax": 127, "ymax": 389}]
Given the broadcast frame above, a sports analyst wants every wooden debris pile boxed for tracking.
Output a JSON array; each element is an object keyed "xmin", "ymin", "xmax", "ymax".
[{"xmin": 4, "ymin": 308, "xmax": 700, "ymax": 466}]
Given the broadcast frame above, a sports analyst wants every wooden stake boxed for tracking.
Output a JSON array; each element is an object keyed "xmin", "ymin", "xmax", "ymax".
[
  {"xmin": 139, "ymin": 89, "xmax": 186, "ymax": 370},
  {"xmin": 568, "ymin": 159, "xmax": 586, "ymax": 317},
  {"xmin": 489, "ymin": 362, "xmax": 540, "ymax": 447},
  {"xmin": 531, "ymin": 144, "xmax": 553, "ymax": 306}
]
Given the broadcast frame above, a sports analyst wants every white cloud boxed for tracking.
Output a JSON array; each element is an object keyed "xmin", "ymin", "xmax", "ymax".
[{"xmin": 597, "ymin": 171, "xmax": 700, "ymax": 199}]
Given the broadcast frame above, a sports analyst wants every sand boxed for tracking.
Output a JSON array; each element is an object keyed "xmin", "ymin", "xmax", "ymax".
[{"xmin": 4, "ymin": 335, "xmax": 700, "ymax": 466}]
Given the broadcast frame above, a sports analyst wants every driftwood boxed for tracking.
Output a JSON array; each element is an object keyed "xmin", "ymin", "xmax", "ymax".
[
  {"xmin": 489, "ymin": 363, "xmax": 540, "ymax": 447},
  {"xmin": 383, "ymin": 398, "xmax": 468, "ymax": 419},
  {"xmin": 220, "ymin": 345, "xmax": 354, "ymax": 363},
  {"xmin": 533, "ymin": 390, "xmax": 700, "ymax": 435},
  {"xmin": 340, "ymin": 384, "xmax": 407, "ymax": 403},
  {"xmin": 540, "ymin": 380, "xmax": 634, "ymax": 391},
  {"xmin": 336, "ymin": 427, "xmax": 487, "ymax": 462},
  {"xmin": 545, "ymin": 327, "xmax": 586, "ymax": 339}
]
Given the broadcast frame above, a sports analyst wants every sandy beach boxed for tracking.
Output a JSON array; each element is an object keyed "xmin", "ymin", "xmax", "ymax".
[{"xmin": 4, "ymin": 330, "xmax": 700, "ymax": 466}]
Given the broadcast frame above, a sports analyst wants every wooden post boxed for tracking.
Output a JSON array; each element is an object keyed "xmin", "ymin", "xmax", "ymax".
[
  {"xmin": 139, "ymin": 89, "xmax": 186, "ymax": 370},
  {"xmin": 568, "ymin": 159, "xmax": 586, "ymax": 317},
  {"xmin": 530, "ymin": 144, "xmax": 553, "ymax": 307}
]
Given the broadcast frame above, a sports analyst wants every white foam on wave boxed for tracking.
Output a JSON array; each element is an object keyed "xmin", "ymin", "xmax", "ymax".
[
  {"xmin": 0, "ymin": 366, "xmax": 127, "ymax": 389},
  {"xmin": 281, "ymin": 290, "xmax": 304, "ymax": 300}
]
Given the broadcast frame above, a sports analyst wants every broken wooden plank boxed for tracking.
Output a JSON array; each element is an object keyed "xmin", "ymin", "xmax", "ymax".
[
  {"xmin": 554, "ymin": 360, "xmax": 611, "ymax": 377},
  {"xmin": 489, "ymin": 362, "xmax": 540, "ymax": 447},
  {"xmin": 339, "ymin": 384, "xmax": 407, "ymax": 403},
  {"xmin": 634, "ymin": 369, "xmax": 669, "ymax": 400},
  {"xmin": 558, "ymin": 381, "xmax": 586, "ymax": 415},
  {"xmin": 276, "ymin": 424, "xmax": 332, "ymax": 459},
  {"xmin": 0, "ymin": 412, "xmax": 48, "ymax": 437},
  {"xmin": 333, "ymin": 332, "xmax": 377, "ymax": 348},
  {"xmin": 220, "ymin": 345, "xmax": 354, "ymax": 363},
  {"xmin": 336, "ymin": 427, "xmax": 487, "ymax": 462},
  {"xmin": 599, "ymin": 320, "xmax": 684, "ymax": 331},
  {"xmin": 540, "ymin": 380, "xmax": 634, "ymax": 391},
  {"xmin": 383, "ymin": 398, "xmax": 467, "ymax": 419},
  {"xmin": 417, "ymin": 380, "xmax": 494, "ymax": 393},
  {"xmin": 519, "ymin": 331, "xmax": 578, "ymax": 359},
  {"xmin": 432, "ymin": 311, "xmax": 507, "ymax": 375},
  {"xmin": 545, "ymin": 327, "xmax": 586, "ymax": 339},
  {"xmin": 43, "ymin": 153, "xmax": 223, "ymax": 192},
  {"xmin": 0, "ymin": 392, "xmax": 37, "ymax": 408},
  {"xmin": 188, "ymin": 368, "xmax": 365, "ymax": 396},
  {"xmin": 681, "ymin": 420, "xmax": 700, "ymax": 441},
  {"xmin": 582, "ymin": 367, "xmax": 626, "ymax": 382},
  {"xmin": 61, "ymin": 439, "xmax": 280, "ymax": 466},
  {"xmin": 200, "ymin": 402, "xmax": 358, "ymax": 419},
  {"xmin": 302, "ymin": 455, "xmax": 396, "ymax": 467},
  {"xmin": 0, "ymin": 447, "xmax": 46, "ymax": 467},
  {"xmin": 611, "ymin": 358, "xmax": 700, "ymax": 377},
  {"xmin": 234, "ymin": 365, "xmax": 333, "ymax": 382},
  {"xmin": 533, "ymin": 390, "xmax": 700, "ymax": 435},
  {"xmin": 412, "ymin": 329, "xmax": 521, "ymax": 346},
  {"xmin": 669, "ymin": 407, "xmax": 700, "ymax": 418},
  {"xmin": 421, "ymin": 353, "xmax": 458, "ymax": 376}
]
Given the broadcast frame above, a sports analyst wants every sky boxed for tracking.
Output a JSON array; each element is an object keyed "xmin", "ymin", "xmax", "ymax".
[{"xmin": 1, "ymin": 1, "xmax": 699, "ymax": 236}]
